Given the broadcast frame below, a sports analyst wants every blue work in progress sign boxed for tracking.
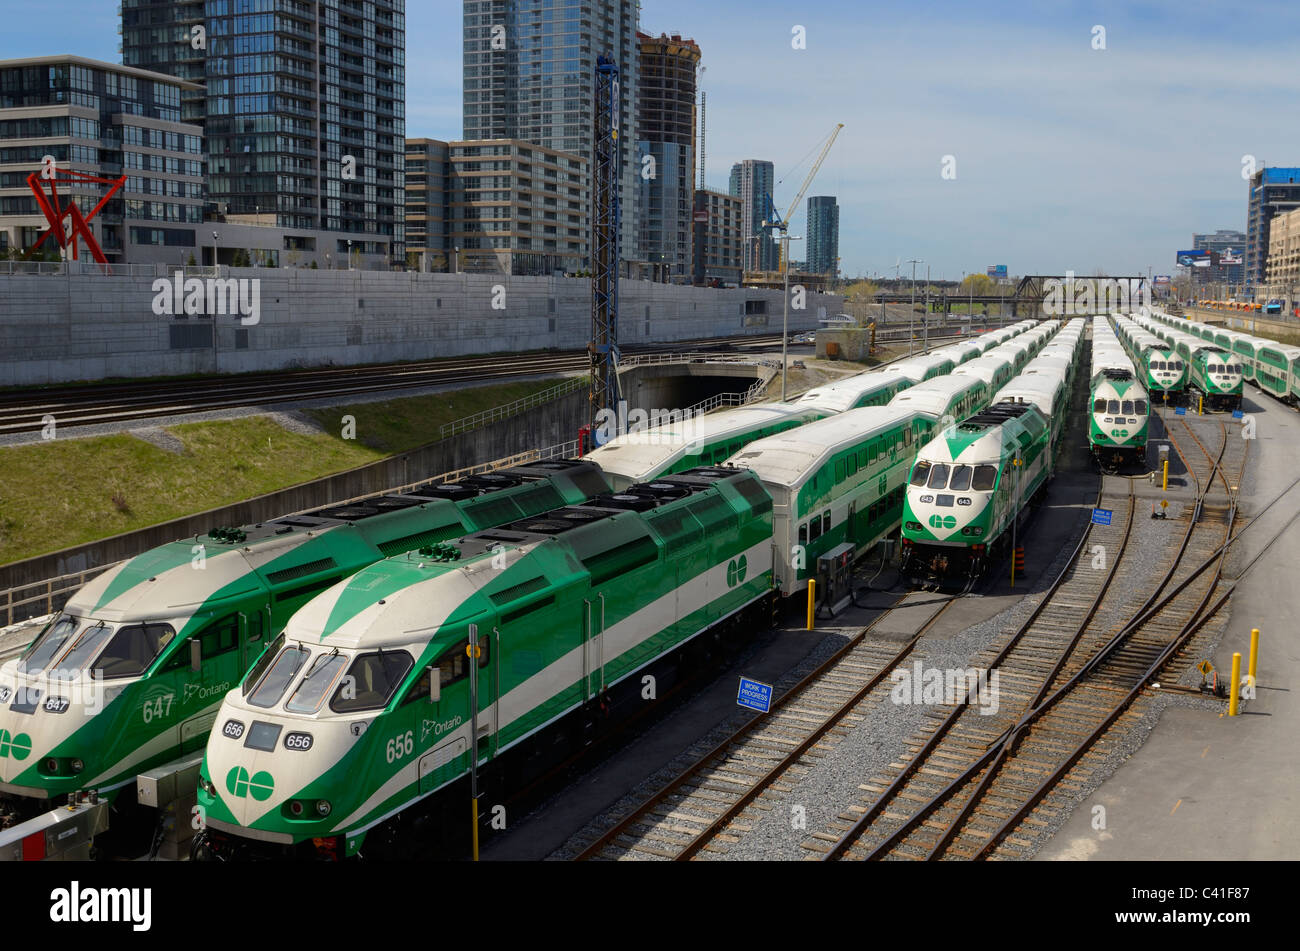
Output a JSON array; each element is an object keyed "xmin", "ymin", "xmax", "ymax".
[
  {"xmin": 1091, "ymin": 508, "xmax": 1113, "ymax": 526},
  {"xmin": 1232, "ymin": 410, "xmax": 1244, "ymax": 419},
  {"xmin": 737, "ymin": 677, "xmax": 773, "ymax": 713},
  {"xmin": 1175, "ymin": 407, "xmax": 1186, "ymax": 416}
]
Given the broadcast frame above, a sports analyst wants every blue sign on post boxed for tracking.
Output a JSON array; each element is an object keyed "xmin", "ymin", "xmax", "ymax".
[
  {"xmin": 737, "ymin": 677, "xmax": 773, "ymax": 713},
  {"xmin": 1175, "ymin": 407, "xmax": 1186, "ymax": 416},
  {"xmin": 1232, "ymin": 409, "xmax": 1244, "ymax": 419},
  {"xmin": 1091, "ymin": 508, "xmax": 1113, "ymax": 526}
]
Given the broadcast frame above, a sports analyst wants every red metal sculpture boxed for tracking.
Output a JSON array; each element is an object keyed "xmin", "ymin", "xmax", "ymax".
[{"xmin": 21, "ymin": 160, "xmax": 126, "ymax": 270}]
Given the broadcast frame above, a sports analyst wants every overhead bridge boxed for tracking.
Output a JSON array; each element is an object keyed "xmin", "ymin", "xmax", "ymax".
[{"xmin": 875, "ymin": 275, "xmax": 1153, "ymax": 318}]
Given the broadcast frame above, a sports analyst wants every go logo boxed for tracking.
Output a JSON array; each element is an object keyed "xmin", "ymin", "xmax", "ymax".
[
  {"xmin": 225, "ymin": 765, "xmax": 275, "ymax": 801},
  {"xmin": 929, "ymin": 515, "xmax": 957, "ymax": 530},
  {"xmin": 0, "ymin": 730, "xmax": 32, "ymax": 760},
  {"xmin": 727, "ymin": 554, "xmax": 748, "ymax": 587}
]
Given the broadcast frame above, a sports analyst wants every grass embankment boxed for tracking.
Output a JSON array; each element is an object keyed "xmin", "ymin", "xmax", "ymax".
[{"xmin": 0, "ymin": 377, "xmax": 564, "ymax": 566}]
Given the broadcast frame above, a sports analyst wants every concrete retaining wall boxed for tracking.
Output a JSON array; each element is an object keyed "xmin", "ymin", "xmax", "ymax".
[{"xmin": 0, "ymin": 269, "xmax": 841, "ymax": 386}]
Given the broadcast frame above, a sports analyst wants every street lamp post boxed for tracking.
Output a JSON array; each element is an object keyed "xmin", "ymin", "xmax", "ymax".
[
  {"xmin": 211, "ymin": 231, "xmax": 219, "ymax": 272},
  {"xmin": 347, "ymin": 239, "xmax": 354, "ymax": 271}
]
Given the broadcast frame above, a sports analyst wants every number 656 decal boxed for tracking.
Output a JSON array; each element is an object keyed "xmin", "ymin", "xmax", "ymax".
[{"xmin": 385, "ymin": 730, "xmax": 414, "ymax": 764}]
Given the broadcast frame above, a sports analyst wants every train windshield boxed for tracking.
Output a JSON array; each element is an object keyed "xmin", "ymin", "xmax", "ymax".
[
  {"xmin": 1121, "ymin": 401, "xmax": 1134, "ymax": 415},
  {"xmin": 1107, "ymin": 400, "xmax": 1120, "ymax": 414},
  {"xmin": 909, "ymin": 461, "xmax": 932, "ymax": 487},
  {"xmin": 972, "ymin": 465, "xmax": 998, "ymax": 491},
  {"xmin": 1135, "ymin": 400, "xmax": 1148, "ymax": 414},
  {"xmin": 1093, "ymin": 399, "xmax": 1106, "ymax": 412},
  {"xmin": 19, "ymin": 614, "xmax": 80, "ymax": 675},
  {"xmin": 54, "ymin": 622, "xmax": 116, "ymax": 674},
  {"xmin": 92, "ymin": 624, "xmax": 174, "ymax": 679},
  {"xmin": 949, "ymin": 465, "xmax": 973, "ymax": 491},
  {"xmin": 248, "ymin": 643, "xmax": 310, "ymax": 708},
  {"xmin": 243, "ymin": 633, "xmax": 284, "ymax": 696},
  {"xmin": 286, "ymin": 652, "xmax": 348, "ymax": 714},
  {"xmin": 330, "ymin": 651, "xmax": 414, "ymax": 713},
  {"xmin": 926, "ymin": 464, "xmax": 951, "ymax": 490}
]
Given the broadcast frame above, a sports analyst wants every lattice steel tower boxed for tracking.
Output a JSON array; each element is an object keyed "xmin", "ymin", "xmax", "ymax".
[{"xmin": 590, "ymin": 57, "xmax": 623, "ymax": 441}]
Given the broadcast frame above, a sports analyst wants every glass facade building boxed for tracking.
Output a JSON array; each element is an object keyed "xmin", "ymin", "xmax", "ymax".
[
  {"xmin": 0, "ymin": 56, "xmax": 205, "ymax": 261},
  {"xmin": 729, "ymin": 158, "xmax": 776, "ymax": 272},
  {"xmin": 1245, "ymin": 167, "xmax": 1300, "ymax": 290},
  {"xmin": 635, "ymin": 32, "xmax": 698, "ymax": 282},
  {"xmin": 122, "ymin": 0, "xmax": 406, "ymax": 260},
  {"xmin": 806, "ymin": 195, "xmax": 838, "ymax": 277},
  {"xmin": 463, "ymin": 0, "xmax": 639, "ymax": 259}
]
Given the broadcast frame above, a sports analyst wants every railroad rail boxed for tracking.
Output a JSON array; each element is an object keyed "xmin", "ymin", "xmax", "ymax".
[
  {"xmin": 809, "ymin": 416, "xmax": 1248, "ymax": 860},
  {"xmin": 572, "ymin": 592, "xmax": 959, "ymax": 860}
]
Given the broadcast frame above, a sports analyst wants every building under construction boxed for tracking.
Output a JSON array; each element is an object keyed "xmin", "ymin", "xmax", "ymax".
[{"xmin": 635, "ymin": 32, "xmax": 700, "ymax": 283}]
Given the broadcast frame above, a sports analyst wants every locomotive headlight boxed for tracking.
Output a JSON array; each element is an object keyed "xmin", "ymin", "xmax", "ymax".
[
  {"xmin": 71, "ymin": 759, "xmax": 84, "ymax": 773},
  {"xmin": 905, "ymin": 521, "xmax": 922, "ymax": 531},
  {"xmin": 43, "ymin": 758, "xmax": 59, "ymax": 774},
  {"xmin": 289, "ymin": 800, "xmax": 305, "ymax": 817},
  {"xmin": 200, "ymin": 776, "xmax": 216, "ymax": 797},
  {"xmin": 315, "ymin": 800, "xmax": 332, "ymax": 817}
]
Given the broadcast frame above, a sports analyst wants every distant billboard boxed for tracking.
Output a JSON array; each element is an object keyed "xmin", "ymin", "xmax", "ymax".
[
  {"xmin": 987, "ymin": 265, "xmax": 1008, "ymax": 279},
  {"xmin": 1219, "ymin": 249, "xmax": 1242, "ymax": 265},
  {"xmin": 1153, "ymin": 274, "xmax": 1171, "ymax": 285},
  {"xmin": 1177, "ymin": 250, "xmax": 1214, "ymax": 268}
]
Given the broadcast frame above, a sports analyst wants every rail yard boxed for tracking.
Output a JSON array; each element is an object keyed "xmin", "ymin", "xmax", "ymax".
[{"xmin": 0, "ymin": 311, "xmax": 1291, "ymax": 882}]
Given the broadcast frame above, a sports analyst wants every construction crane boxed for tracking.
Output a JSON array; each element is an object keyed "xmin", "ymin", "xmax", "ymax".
[{"xmin": 763, "ymin": 123, "xmax": 844, "ymax": 271}]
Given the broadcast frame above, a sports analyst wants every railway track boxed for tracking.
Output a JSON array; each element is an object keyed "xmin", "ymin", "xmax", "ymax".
[
  {"xmin": 0, "ymin": 333, "xmax": 805, "ymax": 435},
  {"xmin": 571, "ymin": 593, "xmax": 959, "ymax": 861},
  {"xmin": 808, "ymin": 417, "xmax": 1247, "ymax": 860},
  {"xmin": 0, "ymin": 330, "xmax": 975, "ymax": 437}
]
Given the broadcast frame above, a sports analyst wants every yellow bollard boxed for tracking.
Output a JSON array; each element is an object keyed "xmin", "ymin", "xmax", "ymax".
[
  {"xmin": 1198, "ymin": 395, "xmax": 1204, "ymax": 416},
  {"xmin": 1162, "ymin": 459, "xmax": 1168, "ymax": 492},
  {"xmin": 1249, "ymin": 628, "xmax": 1259, "ymax": 681},
  {"xmin": 471, "ymin": 796, "xmax": 479, "ymax": 861},
  {"xmin": 806, "ymin": 579, "xmax": 816, "ymax": 630},
  {"xmin": 1228, "ymin": 652, "xmax": 1241, "ymax": 716}
]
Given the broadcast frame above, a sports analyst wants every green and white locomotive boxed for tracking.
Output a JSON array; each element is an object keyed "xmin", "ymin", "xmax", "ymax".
[
  {"xmin": 1187, "ymin": 346, "xmax": 1244, "ymax": 411},
  {"xmin": 1089, "ymin": 315, "xmax": 1149, "ymax": 470},
  {"xmin": 900, "ymin": 401, "xmax": 1054, "ymax": 586},
  {"xmin": 193, "ymin": 467, "xmax": 776, "ymax": 859},
  {"xmin": 0, "ymin": 460, "xmax": 609, "ymax": 816},
  {"xmin": 1114, "ymin": 313, "xmax": 1186, "ymax": 401}
]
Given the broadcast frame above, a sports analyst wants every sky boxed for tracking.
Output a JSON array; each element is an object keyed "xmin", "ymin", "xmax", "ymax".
[{"xmin": 5, "ymin": 0, "xmax": 1298, "ymax": 281}]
